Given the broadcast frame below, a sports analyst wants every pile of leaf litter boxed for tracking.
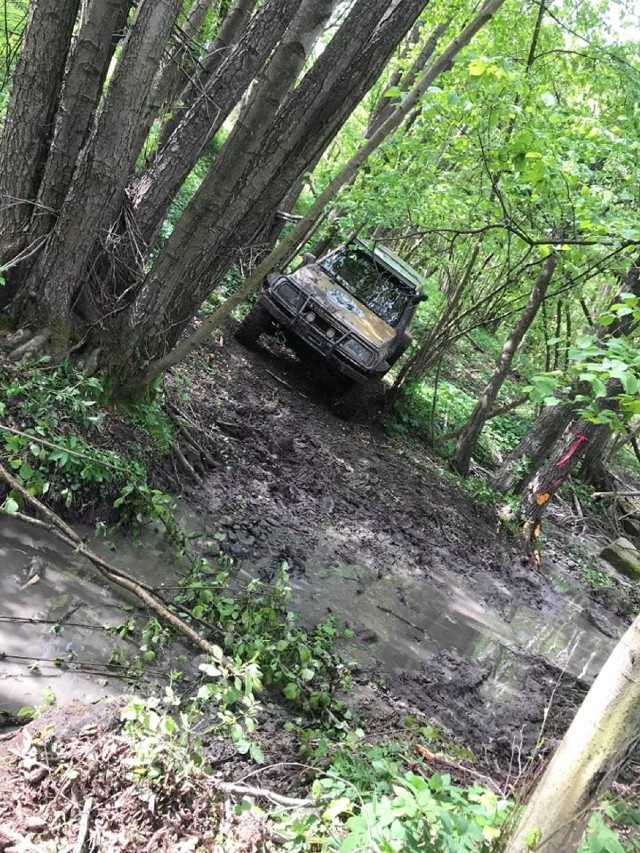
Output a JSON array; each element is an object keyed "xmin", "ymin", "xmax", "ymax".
[{"xmin": 0, "ymin": 700, "xmax": 280, "ymax": 852}]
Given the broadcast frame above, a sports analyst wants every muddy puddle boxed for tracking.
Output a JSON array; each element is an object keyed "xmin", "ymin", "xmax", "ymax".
[
  {"xmin": 0, "ymin": 516, "xmax": 187, "ymax": 716},
  {"xmin": 0, "ymin": 494, "xmax": 626, "ymax": 766},
  {"xmin": 280, "ymin": 558, "xmax": 614, "ymax": 684}
]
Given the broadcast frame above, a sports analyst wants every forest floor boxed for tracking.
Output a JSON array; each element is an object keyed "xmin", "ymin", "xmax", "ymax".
[
  {"xmin": 173, "ymin": 325, "xmax": 636, "ymax": 774},
  {"xmin": 1, "ymin": 326, "xmax": 639, "ymax": 850}
]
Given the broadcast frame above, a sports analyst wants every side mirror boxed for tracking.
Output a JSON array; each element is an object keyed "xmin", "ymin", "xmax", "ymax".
[
  {"xmin": 303, "ymin": 252, "xmax": 317, "ymax": 265},
  {"xmin": 411, "ymin": 292, "xmax": 428, "ymax": 305}
]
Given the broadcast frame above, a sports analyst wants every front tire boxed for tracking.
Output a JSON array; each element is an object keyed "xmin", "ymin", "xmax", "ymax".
[
  {"xmin": 333, "ymin": 381, "xmax": 367, "ymax": 421},
  {"xmin": 235, "ymin": 301, "xmax": 272, "ymax": 347}
]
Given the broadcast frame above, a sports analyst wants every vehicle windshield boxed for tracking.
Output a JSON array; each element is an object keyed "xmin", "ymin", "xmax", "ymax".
[{"xmin": 319, "ymin": 248, "xmax": 411, "ymax": 326}]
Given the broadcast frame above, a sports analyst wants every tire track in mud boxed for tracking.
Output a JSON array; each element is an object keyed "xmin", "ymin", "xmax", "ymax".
[{"xmin": 176, "ymin": 329, "xmax": 628, "ymax": 770}]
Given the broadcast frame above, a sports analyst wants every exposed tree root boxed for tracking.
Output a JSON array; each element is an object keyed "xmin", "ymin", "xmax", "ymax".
[
  {"xmin": 8, "ymin": 328, "xmax": 51, "ymax": 361},
  {"xmin": 165, "ymin": 399, "xmax": 226, "ymax": 487},
  {"xmin": 0, "ymin": 327, "xmax": 31, "ymax": 351}
]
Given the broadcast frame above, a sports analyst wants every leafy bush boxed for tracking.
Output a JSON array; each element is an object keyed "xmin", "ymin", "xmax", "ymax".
[
  {"xmin": 0, "ymin": 358, "xmax": 173, "ymax": 521},
  {"xmin": 176, "ymin": 563, "xmax": 352, "ymax": 719}
]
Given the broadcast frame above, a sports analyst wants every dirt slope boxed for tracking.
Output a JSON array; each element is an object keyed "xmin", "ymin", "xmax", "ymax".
[{"xmin": 174, "ymin": 326, "xmax": 632, "ymax": 774}]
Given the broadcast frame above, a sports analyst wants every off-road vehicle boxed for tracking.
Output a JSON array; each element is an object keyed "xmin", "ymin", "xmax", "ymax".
[{"xmin": 236, "ymin": 239, "xmax": 426, "ymax": 409}]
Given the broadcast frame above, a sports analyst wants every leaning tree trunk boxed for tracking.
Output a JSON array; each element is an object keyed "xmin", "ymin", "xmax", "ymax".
[
  {"xmin": 518, "ymin": 380, "xmax": 622, "ymax": 555},
  {"xmin": 172, "ymin": 0, "xmax": 339, "ymax": 262},
  {"xmin": 151, "ymin": 0, "xmax": 218, "ymax": 119},
  {"xmin": 265, "ymin": 19, "xmax": 449, "ymax": 251},
  {"xmin": 129, "ymin": 0, "xmax": 509, "ymax": 390},
  {"xmin": 505, "ymin": 612, "xmax": 640, "ymax": 853},
  {"xmin": 28, "ymin": 0, "xmax": 134, "ymax": 248},
  {"xmin": 130, "ymin": 0, "xmax": 300, "ymax": 250},
  {"xmin": 452, "ymin": 251, "xmax": 557, "ymax": 475},
  {"xmin": 491, "ymin": 400, "xmax": 577, "ymax": 494},
  {"xmin": 0, "ymin": 0, "xmax": 80, "ymax": 270},
  {"xmin": 492, "ymin": 252, "xmax": 640, "ymax": 494},
  {"xmin": 118, "ymin": 0, "xmax": 433, "ymax": 363},
  {"xmin": 154, "ymin": 0, "xmax": 257, "ymax": 153},
  {"xmin": 13, "ymin": 0, "xmax": 184, "ymax": 349}
]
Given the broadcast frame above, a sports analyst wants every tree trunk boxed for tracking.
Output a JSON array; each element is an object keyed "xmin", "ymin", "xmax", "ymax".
[
  {"xmin": 518, "ymin": 380, "xmax": 622, "ymax": 542},
  {"xmin": 492, "ymin": 252, "xmax": 640, "ymax": 494},
  {"xmin": 14, "ymin": 0, "xmax": 184, "ymax": 347},
  {"xmin": 29, "ymin": 0, "xmax": 134, "ymax": 246},
  {"xmin": 121, "ymin": 0, "xmax": 433, "ymax": 359},
  {"xmin": 491, "ymin": 401, "xmax": 576, "ymax": 494},
  {"xmin": 452, "ymin": 251, "xmax": 557, "ymax": 475},
  {"xmin": 367, "ymin": 21, "xmax": 448, "ymax": 138},
  {"xmin": 519, "ymin": 418, "xmax": 606, "ymax": 530},
  {"xmin": 504, "ymin": 613, "xmax": 640, "ymax": 853},
  {"xmin": 128, "ymin": 0, "xmax": 509, "ymax": 389},
  {"xmin": 151, "ymin": 0, "xmax": 218, "ymax": 118},
  {"xmin": 154, "ymin": 0, "xmax": 257, "ymax": 152},
  {"xmin": 130, "ymin": 0, "xmax": 299, "ymax": 249},
  {"xmin": 266, "ymin": 19, "xmax": 449, "ymax": 251},
  {"xmin": 0, "ymin": 0, "xmax": 80, "ymax": 269},
  {"xmin": 162, "ymin": 0, "xmax": 338, "ymax": 264}
]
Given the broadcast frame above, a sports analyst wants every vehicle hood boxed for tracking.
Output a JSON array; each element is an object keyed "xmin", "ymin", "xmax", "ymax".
[{"xmin": 290, "ymin": 265, "xmax": 395, "ymax": 348}]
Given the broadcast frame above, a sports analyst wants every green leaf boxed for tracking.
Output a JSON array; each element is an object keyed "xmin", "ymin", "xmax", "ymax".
[
  {"xmin": 468, "ymin": 58, "xmax": 487, "ymax": 76},
  {"xmin": 2, "ymin": 497, "xmax": 19, "ymax": 514},
  {"xmin": 283, "ymin": 683, "xmax": 299, "ymax": 700}
]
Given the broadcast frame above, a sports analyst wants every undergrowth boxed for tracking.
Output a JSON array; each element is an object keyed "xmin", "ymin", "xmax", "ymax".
[{"xmin": 0, "ymin": 357, "xmax": 173, "ymax": 522}]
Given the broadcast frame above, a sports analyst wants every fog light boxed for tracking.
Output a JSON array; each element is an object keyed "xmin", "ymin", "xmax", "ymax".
[
  {"xmin": 305, "ymin": 310, "xmax": 316, "ymax": 323},
  {"xmin": 326, "ymin": 327, "xmax": 336, "ymax": 339}
]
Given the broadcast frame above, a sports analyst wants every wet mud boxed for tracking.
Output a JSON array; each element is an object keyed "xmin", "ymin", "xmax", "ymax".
[
  {"xmin": 177, "ymin": 329, "xmax": 631, "ymax": 770},
  {"xmin": 0, "ymin": 327, "xmax": 631, "ymax": 778}
]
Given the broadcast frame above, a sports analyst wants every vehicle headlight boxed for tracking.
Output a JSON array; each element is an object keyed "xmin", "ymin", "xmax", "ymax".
[
  {"xmin": 275, "ymin": 280, "xmax": 305, "ymax": 310},
  {"xmin": 340, "ymin": 337, "xmax": 375, "ymax": 366}
]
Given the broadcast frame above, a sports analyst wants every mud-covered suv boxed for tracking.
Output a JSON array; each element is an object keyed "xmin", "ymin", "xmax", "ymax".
[{"xmin": 236, "ymin": 239, "xmax": 426, "ymax": 386}]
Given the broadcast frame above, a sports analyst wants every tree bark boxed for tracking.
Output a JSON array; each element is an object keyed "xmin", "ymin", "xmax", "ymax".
[
  {"xmin": 166, "ymin": 0, "xmax": 339, "ymax": 261},
  {"xmin": 491, "ymin": 401, "xmax": 576, "ymax": 494},
  {"xmin": 518, "ymin": 380, "xmax": 622, "ymax": 541},
  {"xmin": 130, "ymin": 0, "xmax": 299, "ymax": 249},
  {"xmin": 121, "ymin": 0, "xmax": 436, "ymax": 362},
  {"xmin": 151, "ymin": 0, "xmax": 219, "ymax": 118},
  {"xmin": 492, "ymin": 252, "xmax": 640, "ymax": 493},
  {"xmin": 367, "ymin": 21, "xmax": 448, "ymax": 138},
  {"xmin": 0, "ymin": 0, "xmax": 80, "ymax": 269},
  {"xmin": 452, "ymin": 251, "xmax": 558, "ymax": 475},
  {"xmin": 266, "ymin": 19, "xmax": 449, "ymax": 251},
  {"xmin": 505, "ymin": 613, "xmax": 640, "ymax": 853},
  {"xmin": 29, "ymin": 0, "xmax": 134, "ymax": 246},
  {"xmin": 15, "ymin": 0, "xmax": 184, "ymax": 347}
]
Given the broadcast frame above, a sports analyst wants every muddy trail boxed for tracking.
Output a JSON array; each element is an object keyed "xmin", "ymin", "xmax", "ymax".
[{"xmin": 173, "ymin": 326, "xmax": 631, "ymax": 775}]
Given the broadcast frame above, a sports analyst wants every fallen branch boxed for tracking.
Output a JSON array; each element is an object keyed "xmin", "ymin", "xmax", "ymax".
[
  {"xmin": 377, "ymin": 604, "xmax": 424, "ymax": 633},
  {"xmin": 0, "ymin": 463, "xmax": 231, "ymax": 665},
  {"xmin": 0, "ymin": 424, "xmax": 132, "ymax": 475},
  {"xmin": 218, "ymin": 782, "xmax": 315, "ymax": 809},
  {"xmin": 72, "ymin": 796, "xmax": 93, "ymax": 853},
  {"xmin": 415, "ymin": 744, "xmax": 505, "ymax": 797},
  {"xmin": 593, "ymin": 490, "xmax": 640, "ymax": 498}
]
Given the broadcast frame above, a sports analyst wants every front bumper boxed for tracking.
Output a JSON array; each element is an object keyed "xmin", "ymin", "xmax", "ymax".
[{"xmin": 260, "ymin": 293, "xmax": 385, "ymax": 383}]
